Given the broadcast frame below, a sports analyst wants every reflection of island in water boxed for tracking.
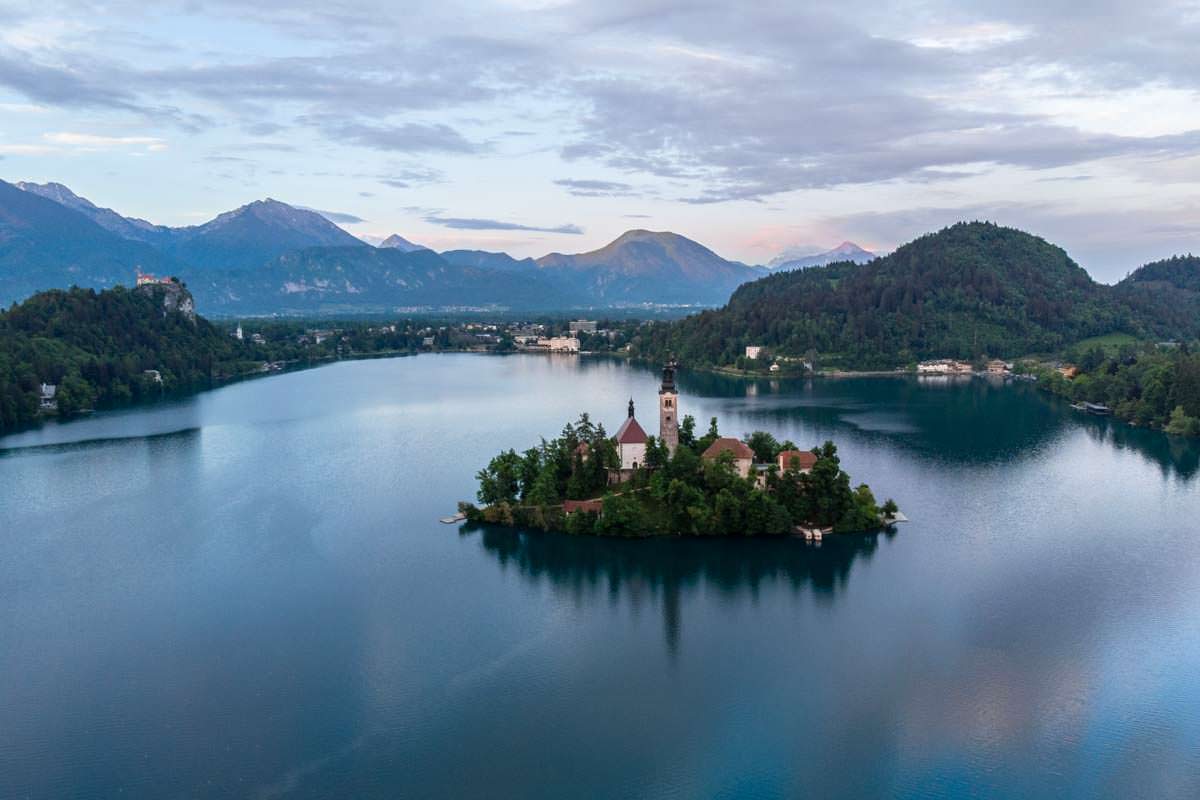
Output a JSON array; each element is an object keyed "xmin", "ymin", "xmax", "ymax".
[
  {"xmin": 665, "ymin": 367, "xmax": 1200, "ymax": 481},
  {"xmin": 462, "ymin": 523, "xmax": 895, "ymax": 655}
]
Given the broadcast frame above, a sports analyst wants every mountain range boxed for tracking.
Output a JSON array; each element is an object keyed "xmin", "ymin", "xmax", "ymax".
[
  {"xmin": 0, "ymin": 179, "xmax": 760, "ymax": 312},
  {"xmin": 767, "ymin": 241, "xmax": 876, "ymax": 270},
  {"xmin": 3, "ymin": 180, "xmax": 1198, "ymax": 339}
]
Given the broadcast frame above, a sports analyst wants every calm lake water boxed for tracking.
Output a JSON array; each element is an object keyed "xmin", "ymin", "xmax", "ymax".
[{"xmin": 3, "ymin": 354, "xmax": 1199, "ymax": 799}]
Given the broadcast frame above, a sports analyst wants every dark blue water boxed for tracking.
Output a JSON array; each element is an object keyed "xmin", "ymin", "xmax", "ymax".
[{"xmin": 2, "ymin": 355, "xmax": 1199, "ymax": 798}]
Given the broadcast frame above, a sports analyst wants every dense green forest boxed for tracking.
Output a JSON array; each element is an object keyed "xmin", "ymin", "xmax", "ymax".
[
  {"xmin": 0, "ymin": 284, "xmax": 458, "ymax": 433},
  {"xmin": 0, "ymin": 284, "xmax": 261, "ymax": 430},
  {"xmin": 465, "ymin": 414, "xmax": 895, "ymax": 537},
  {"xmin": 1113, "ymin": 255, "xmax": 1200, "ymax": 342},
  {"xmin": 1036, "ymin": 343, "xmax": 1200, "ymax": 437},
  {"xmin": 633, "ymin": 223, "xmax": 1198, "ymax": 370}
]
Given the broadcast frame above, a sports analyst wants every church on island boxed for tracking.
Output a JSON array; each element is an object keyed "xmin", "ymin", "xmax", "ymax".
[
  {"xmin": 606, "ymin": 358, "xmax": 819, "ymax": 487},
  {"xmin": 610, "ymin": 359, "xmax": 679, "ymax": 483},
  {"xmin": 470, "ymin": 356, "xmax": 898, "ymax": 535}
]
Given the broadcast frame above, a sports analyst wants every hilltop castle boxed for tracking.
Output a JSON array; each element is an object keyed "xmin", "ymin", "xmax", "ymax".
[{"xmin": 611, "ymin": 359, "xmax": 679, "ymax": 483}]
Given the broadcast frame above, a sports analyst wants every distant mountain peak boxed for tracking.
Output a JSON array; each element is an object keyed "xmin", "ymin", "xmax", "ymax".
[
  {"xmin": 379, "ymin": 233, "xmax": 429, "ymax": 252},
  {"xmin": 769, "ymin": 241, "xmax": 875, "ymax": 270},
  {"xmin": 15, "ymin": 180, "xmax": 165, "ymax": 240}
]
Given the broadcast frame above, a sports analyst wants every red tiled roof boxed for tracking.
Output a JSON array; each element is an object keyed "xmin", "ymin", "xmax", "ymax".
[
  {"xmin": 777, "ymin": 450, "xmax": 817, "ymax": 471},
  {"xmin": 615, "ymin": 416, "xmax": 648, "ymax": 444},
  {"xmin": 702, "ymin": 437, "xmax": 754, "ymax": 460}
]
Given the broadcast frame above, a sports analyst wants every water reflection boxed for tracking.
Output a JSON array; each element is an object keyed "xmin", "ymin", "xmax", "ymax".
[
  {"xmin": 463, "ymin": 523, "xmax": 894, "ymax": 656},
  {"xmin": 0, "ymin": 425, "xmax": 201, "ymax": 459},
  {"xmin": 1048, "ymin": 399, "xmax": 1200, "ymax": 480},
  {"xmin": 672, "ymin": 367, "xmax": 1200, "ymax": 481}
]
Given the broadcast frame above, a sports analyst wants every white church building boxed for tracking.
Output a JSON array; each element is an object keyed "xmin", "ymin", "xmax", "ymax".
[{"xmin": 610, "ymin": 359, "xmax": 680, "ymax": 483}]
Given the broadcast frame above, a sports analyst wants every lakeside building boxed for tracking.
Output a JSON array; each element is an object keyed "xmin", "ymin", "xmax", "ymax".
[
  {"xmin": 38, "ymin": 383, "xmax": 57, "ymax": 412},
  {"xmin": 746, "ymin": 345, "xmax": 764, "ymax": 359},
  {"xmin": 569, "ymin": 320, "xmax": 597, "ymax": 333},
  {"xmin": 987, "ymin": 359, "xmax": 1012, "ymax": 375},
  {"xmin": 535, "ymin": 336, "xmax": 580, "ymax": 353},
  {"xmin": 917, "ymin": 359, "xmax": 973, "ymax": 375}
]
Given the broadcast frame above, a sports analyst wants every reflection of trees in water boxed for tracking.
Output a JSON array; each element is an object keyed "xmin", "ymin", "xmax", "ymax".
[
  {"xmin": 1074, "ymin": 413, "xmax": 1200, "ymax": 480},
  {"xmin": 463, "ymin": 523, "xmax": 893, "ymax": 656},
  {"xmin": 670, "ymin": 367, "xmax": 1200, "ymax": 481}
]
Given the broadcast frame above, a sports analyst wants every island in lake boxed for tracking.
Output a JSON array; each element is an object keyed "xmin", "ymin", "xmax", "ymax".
[{"xmin": 462, "ymin": 360, "xmax": 899, "ymax": 537}]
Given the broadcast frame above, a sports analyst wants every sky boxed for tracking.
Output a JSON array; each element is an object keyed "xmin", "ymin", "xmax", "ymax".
[{"xmin": 1, "ymin": 0, "xmax": 1198, "ymax": 281}]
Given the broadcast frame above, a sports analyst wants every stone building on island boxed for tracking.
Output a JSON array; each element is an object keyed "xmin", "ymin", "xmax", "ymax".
[
  {"xmin": 659, "ymin": 358, "xmax": 679, "ymax": 455},
  {"xmin": 609, "ymin": 359, "xmax": 683, "ymax": 484},
  {"xmin": 701, "ymin": 438, "xmax": 755, "ymax": 478}
]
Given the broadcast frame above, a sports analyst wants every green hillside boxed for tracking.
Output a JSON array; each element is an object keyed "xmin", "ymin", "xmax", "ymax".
[
  {"xmin": 0, "ymin": 283, "xmax": 254, "ymax": 431},
  {"xmin": 638, "ymin": 222, "xmax": 1192, "ymax": 369}
]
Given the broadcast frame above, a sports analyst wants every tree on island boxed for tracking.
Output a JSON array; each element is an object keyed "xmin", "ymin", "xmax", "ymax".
[{"xmin": 467, "ymin": 413, "xmax": 897, "ymax": 538}]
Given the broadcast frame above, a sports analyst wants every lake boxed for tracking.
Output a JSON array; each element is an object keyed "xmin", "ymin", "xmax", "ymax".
[{"xmin": 2, "ymin": 354, "xmax": 1199, "ymax": 798}]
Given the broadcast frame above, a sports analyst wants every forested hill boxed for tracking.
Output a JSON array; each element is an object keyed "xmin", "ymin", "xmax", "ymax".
[
  {"xmin": 0, "ymin": 283, "xmax": 254, "ymax": 431},
  {"xmin": 1114, "ymin": 255, "xmax": 1200, "ymax": 341},
  {"xmin": 638, "ymin": 222, "xmax": 1194, "ymax": 369}
]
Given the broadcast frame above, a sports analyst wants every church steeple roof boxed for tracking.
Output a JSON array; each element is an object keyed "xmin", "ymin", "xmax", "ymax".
[
  {"xmin": 615, "ymin": 415, "xmax": 648, "ymax": 444},
  {"xmin": 660, "ymin": 357, "xmax": 677, "ymax": 393}
]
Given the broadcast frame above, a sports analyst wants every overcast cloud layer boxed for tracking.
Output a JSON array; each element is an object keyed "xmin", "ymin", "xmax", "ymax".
[{"xmin": 1, "ymin": 0, "xmax": 1198, "ymax": 280}]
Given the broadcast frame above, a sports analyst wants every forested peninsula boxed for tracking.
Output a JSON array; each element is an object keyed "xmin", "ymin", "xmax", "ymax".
[
  {"xmin": 462, "ymin": 413, "xmax": 898, "ymax": 538},
  {"xmin": 0, "ymin": 282, "xmax": 256, "ymax": 431}
]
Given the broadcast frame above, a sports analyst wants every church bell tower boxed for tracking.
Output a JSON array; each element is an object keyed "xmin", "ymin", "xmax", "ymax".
[{"xmin": 659, "ymin": 358, "xmax": 679, "ymax": 454}]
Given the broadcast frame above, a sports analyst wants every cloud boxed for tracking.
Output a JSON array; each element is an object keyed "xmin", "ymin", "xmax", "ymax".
[
  {"xmin": 316, "ymin": 119, "xmax": 478, "ymax": 154},
  {"xmin": 297, "ymin": 206, "xmax": 366, "ymax": 225},
  {"xmin": 44, "ymin": 132, "xmax": 167, "ymax": 150},
  {"xmin": 424, "ymin": 214, "xmax": 584, "ymax": 234},
  {"xmin": 377, "ymin": 167, "xmax": 443, "ymax": 189},
  {"xmin": 2, "ymin": 0, "xmax": 1200, "ymax": 274},
  {"xmin": 554, "ymin": 178, "xmax": 635, "ymax": 197},
  {"xmin": 0, "ymin": 48, "xmax": 140, "ymax": 111}
]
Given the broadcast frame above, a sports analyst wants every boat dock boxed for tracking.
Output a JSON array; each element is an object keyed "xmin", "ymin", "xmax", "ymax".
[{"xmin": 439, "ymin": 512, "xmax": 467, "ymax": 524}]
